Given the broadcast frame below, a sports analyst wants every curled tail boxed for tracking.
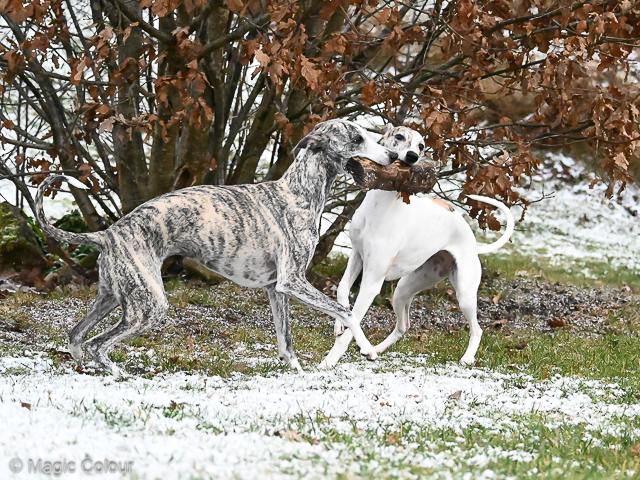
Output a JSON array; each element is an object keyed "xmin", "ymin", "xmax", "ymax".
[
  {"xmin": 468, "ymin": 194, "xmax": 515, "ymax": 255},
  {"xmin": 35, "ymin": 175, "xmax": 103, "ymax": 250}
]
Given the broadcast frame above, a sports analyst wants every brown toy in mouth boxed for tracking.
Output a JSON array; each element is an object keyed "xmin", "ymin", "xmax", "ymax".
[{"xmin": 346, "ymin": 157, "xmax": 437, "ymax": 203}]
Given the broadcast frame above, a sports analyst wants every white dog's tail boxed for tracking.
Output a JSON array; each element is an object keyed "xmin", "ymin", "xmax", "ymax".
[
  {"xmin": 468, "ymin": 194, "xmax": 515, "ymax": 255},
  {"xmin": 35, "ymin": 175, "xmax": 104, "ymax": 250}
]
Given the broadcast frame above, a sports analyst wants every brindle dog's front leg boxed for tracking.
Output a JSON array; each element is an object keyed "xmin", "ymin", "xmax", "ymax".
[
  {"xmin": 266, "ymin": 284, "xmax": 302, "ymax": 372},
  {"xmin": 275, "ymin": 275, "xmax": 378, "ymax": 361}
]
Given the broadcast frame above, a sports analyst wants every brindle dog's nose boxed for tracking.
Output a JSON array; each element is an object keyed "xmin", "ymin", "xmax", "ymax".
[
  {"xmin": 389, "ymin": 151, "xmax": 398, "ymax": 161},
  {"xmin": 404, "ymin": 151, "xmax": 419, "ymax": 165}
]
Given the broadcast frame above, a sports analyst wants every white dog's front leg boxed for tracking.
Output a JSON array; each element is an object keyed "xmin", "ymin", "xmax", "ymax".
[
  {"xmin": 319, "ymin": 329, "xmax": 354, "ymax": 369},
  {"xmin": 333, "ymin": 290, "xmax": 347, "ymax": 337},
  {"xmin": 320, "ymin": 314, "xmax": 377, "ymax": 369},
  {"xmin": 275, "ymin": 276, "xmax": 376, "ymax": 362},
  {"xmin": 334, "ymin": 252, "xmax": 363, "ymax": 337},
  {"xmin": 344, "ymin": 315, "xmax": 377, "ymax": 360},
  {"xmin": 322, "ymin": 273, "xmax": 386, "ymax": 368}
]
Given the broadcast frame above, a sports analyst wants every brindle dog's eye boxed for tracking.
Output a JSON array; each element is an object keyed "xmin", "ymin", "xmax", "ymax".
[
  {"xmin": 419, "ymin": 144, "xmax": 425, "ymax": 151},
  {"xmin": 395, "ymin": 134, "xmax": 405, "ymax": 141},
  {"xmin": 354, "ymin": 135, "xmax": 364, "ymax": 144}
]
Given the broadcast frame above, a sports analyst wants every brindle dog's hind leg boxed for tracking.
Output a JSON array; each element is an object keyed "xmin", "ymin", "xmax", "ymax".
[
  {"xmin": 69, "ymin": 286, "xmax": 119, "ymax": 365},
  {"xmin": 266, "ymin": 284, "xmax": 302, "ymax": 372},
  {"xmin": 84, "ymin": 275, "xmax": 169, "ymax": 376}
]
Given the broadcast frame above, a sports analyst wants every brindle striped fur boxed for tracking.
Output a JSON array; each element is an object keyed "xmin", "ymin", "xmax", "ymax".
[{"xmin": 35, "ymin": 119, "xmax": 397, "ymax": 375}]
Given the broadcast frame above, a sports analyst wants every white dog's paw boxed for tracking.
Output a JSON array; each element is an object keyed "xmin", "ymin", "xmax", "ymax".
[
  {"xmin": 317, "ymin": 360, "xmax": 331, "ymax": 370},
  {"xmin": 333, "ymin": 320, "xmax": 345, "ymax": 337},
  {"xmin": 289, "ymin": 358, "xmax": 304, "ymax": 373},
  {"xmin": 360, "ymin": 349, "xmax": 378, "ymax": 361},
  {"xmin": 459, "ymin": 355, "xmax": 475, "ymax": 366},
  {"xmin": 318, "ymin": 354, "xmax": 339, "ymax": 370}
]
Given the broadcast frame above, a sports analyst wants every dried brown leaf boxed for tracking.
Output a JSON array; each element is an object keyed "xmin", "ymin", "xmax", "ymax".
[
  {"xmin": 448, "ymin": 390, "xmax": 462, "ymax": 402},
  {"xmin": 282, "ymin": 430, "xmax": 302, "ymax": 442},
  {"xmin": 491, "ymin": 319, "xmax": 508, "ymax": 329},
  {"xmin": 548, "ymin": 318, "xmax": 568, "ymax": 328}
]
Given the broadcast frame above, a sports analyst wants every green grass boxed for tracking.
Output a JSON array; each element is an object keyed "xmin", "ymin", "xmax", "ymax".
[
  {"xmin": 2, "ymin": 259, "xmax": 638, "ymax": 384},
  {"xmin": 484, "ymin": 249, "xmax": 640, "ymax": 292},
  {"xmin": 384, "ymin": 328, "xmax": 640, "ymax": 398},
  {"xmin": 269, "ymin": 413, "xmax": 640, "ymax": 479}
]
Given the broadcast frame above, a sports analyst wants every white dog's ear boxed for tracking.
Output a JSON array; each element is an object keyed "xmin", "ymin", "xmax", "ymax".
[
  {"xmin": 295, "ymin": 133, "xmax": 329, "ymax": 151},
  {"xmin": 381, "ymin": 124, "xmax": 394, "ymax": 139}
]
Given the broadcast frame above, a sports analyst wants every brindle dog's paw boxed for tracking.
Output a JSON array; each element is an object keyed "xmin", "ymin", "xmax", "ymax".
[{"xmin": 69, "ymin": 344, "xmax": 84, "ymax": 365}]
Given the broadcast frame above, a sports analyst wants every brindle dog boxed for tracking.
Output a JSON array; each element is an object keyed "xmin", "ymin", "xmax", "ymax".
[{"xmin": 35, "ymin": 119, "xmax": 397, "ymax": 375}]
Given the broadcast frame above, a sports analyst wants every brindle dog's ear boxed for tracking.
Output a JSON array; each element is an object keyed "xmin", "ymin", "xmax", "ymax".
[{"xmin": 295, "ymin": 133, "xmax": 329, "ymax": 151}]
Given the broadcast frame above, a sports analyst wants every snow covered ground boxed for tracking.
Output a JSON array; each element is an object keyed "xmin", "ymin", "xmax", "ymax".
[
  {"xmin": 502, "ymin": 153, "xmax": 640, "ymax": 276},
  {"xmin": 1, "ymin": 353, "xmax": 638, "ymax": 480},
  {"xmin": 0, "ymin": 180, "xmax": 77, "ymax": 220}
]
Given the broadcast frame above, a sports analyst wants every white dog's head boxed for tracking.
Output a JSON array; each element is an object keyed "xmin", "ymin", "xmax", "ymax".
[{"xmin": 380, "ymin": 125, "xmax": 426, "ymax": 165}]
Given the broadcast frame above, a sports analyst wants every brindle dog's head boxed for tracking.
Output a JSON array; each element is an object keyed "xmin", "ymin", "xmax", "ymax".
[
  {"xmin": 380, "ymin": 125, "xmax": 426, "ymax": 165},
  {"xmin": 296, "ymin": 119, "xmax": 398, "ymax": 172}
]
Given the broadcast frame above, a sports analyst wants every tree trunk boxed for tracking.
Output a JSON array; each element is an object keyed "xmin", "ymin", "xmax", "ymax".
[{"xmin": 110, "ymin": 5, "xmax": 147, "ymax": 213}]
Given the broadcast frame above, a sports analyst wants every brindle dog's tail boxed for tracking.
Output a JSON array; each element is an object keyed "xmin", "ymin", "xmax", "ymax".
[{"xmin": 35, "ymin": 175, "xmax": 104, "ymax": 250}]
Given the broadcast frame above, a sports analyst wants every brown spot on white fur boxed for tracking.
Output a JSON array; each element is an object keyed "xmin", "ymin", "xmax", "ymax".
[
  {"xmin": 386, "ymin": 254, "xmax": 399, "ymax": 273},
  {"xmin": 430, "ymin": 197, "xmax": 455, "ymax": 212},
  {"xmin": 430, "ymin": 250, "xmax": 455, "ymax": 277}
]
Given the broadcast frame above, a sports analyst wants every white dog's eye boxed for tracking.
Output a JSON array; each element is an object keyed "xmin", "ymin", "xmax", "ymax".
[
  {"xmin": 395, "ymin": 134, "xmax": 405, "ymax": 141},
  {"xmin": 419, "ymin": 144, "xmax": 424, "ymax": 151}
]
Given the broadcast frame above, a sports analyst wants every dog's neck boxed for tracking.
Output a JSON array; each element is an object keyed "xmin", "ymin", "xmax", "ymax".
[
  {"xmin": 280, "ymin": 149, "xmax": 339, "ymax": 219},
  {"xmin": 366, "ymin": 188, "xmax": 404, "ymax": 207}
]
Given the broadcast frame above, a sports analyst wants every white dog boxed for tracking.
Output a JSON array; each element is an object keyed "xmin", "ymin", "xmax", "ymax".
[{"xmin": 319, "ymin": 126, "xmax": 515, "ymax": 368}]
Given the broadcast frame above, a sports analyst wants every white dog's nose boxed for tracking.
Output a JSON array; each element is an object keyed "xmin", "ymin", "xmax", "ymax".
[{"xmin": 389, "ymin": 152, "xmax": 398, "ymax": 161}]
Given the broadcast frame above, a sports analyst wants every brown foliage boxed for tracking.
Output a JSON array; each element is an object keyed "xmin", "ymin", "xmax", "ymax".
[{"xmin": 1, "ymin": 0, "xmax": 639, "ymax": 263}]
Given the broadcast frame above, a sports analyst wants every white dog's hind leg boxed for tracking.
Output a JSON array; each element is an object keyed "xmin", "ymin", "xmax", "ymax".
[
  {"xmin": 449, "ymin": 254, "xmax": 483, "ymax": 365},
  {"xmin": 375, "ymin": 259, "xmax": 443, "ymax": 353},
  {"xmin": 334, "ymin": 252, "xmax": 363, "ymax": 336}
]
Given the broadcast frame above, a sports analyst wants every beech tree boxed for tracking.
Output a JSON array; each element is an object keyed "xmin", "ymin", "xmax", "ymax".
[{"xmin": 1, "ymin": 0, "xmax": 639, "ymax": 266}]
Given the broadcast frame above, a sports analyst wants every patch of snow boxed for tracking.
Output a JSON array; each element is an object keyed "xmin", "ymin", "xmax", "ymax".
[
  {"xmin": 0, "ymin": 180, "xmax": 77, "ymax": 219},
  {"xmin": 508, "ymin": 152, "xmax": 640, "ymax": 274},
  {"xmin": 0, "ymin": 354, "xmax": 638, "ymax": 479}
]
